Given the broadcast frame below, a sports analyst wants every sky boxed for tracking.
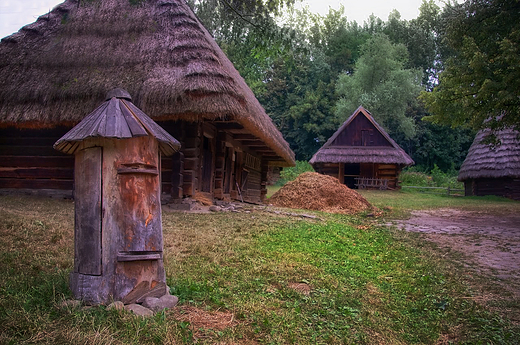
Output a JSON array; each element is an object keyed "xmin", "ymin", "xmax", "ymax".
[{"xmin": 0, "ymin": 0, "xmax": 440, "ymax": 39}]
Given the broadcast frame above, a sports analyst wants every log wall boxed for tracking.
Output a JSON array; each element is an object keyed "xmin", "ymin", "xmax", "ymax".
[
  {"xmin": 376, "ymin": 164, "xmax": 399, "ymax": 189},
  {"xmin": 1, "ymin": 122, "xmax": 273, "ymax": 204},
  {"xmin": 0, "ymin": 127, "xmax": 74, "ymax": 193},
  {"xmin": 466, "ymin": 178, "xmax": 520, "ymax": 200}
]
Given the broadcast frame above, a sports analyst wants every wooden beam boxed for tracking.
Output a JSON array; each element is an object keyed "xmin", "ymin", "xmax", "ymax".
[
  {"xmin": 241, "ymin": 140, "xmax": 267, "ymax": 147},
  {"xmin": 233, "ymin": 134, "xmax": 257, "ymax": 141},
  {"xmin": 214, "ymin": 122, "xmax": 244, "ymax": 130}
]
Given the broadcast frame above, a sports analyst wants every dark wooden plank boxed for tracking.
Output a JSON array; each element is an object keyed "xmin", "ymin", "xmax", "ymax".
[
  {"xmin": 214, "ymin": 122, "xmax": 244, "ymax": 130},
  {"xmin": 0, "ymin": 178, "xmax": 73, "ymax": 189},
  {"xmin": 0, "ymin": 167, "xmax": 74, "ymax": 179},
  {"xmin": 233, "ymin": 134, "xmax": 257, "ymax": 141},
  {"xmin": 0, "ymin": 145, "xmax": 65, "ymax": 156},
  {"xmin": 120, "ymin": 102, "xmax": 148, "ymax": 137},
  {"xmin": 74, "ymin": 147, "xmax": 102, "ymax": 275},
  {"xmin": 0, "ymin": 127, "xmax": 71, "ymax": 138},
  {"xmin": 240, "ymin": 140, "xmax": 266, "ymax": 147},
  {"xmin": 184, "ymin": 157, "xmax": 198, "ymax": 171},
  {"xmin": 0, "ymin": 137, "xmax": 57, "ymax": 146},
  {"xmin": 0, "ymin": 156, "xmax": 74, "ymax": 168},
  {"xmin": 332, "ymin": 114, "xmax": 392, "ymax": 147}
]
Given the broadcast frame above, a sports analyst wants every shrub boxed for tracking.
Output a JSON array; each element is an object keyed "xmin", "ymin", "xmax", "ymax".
[
  {"xmin": 400, "ymin": 165, "xmax": 463, "ymax": 189},
  {"xmin": 278, "ymin": 161, "xmax": 314, "ymax": 185}
]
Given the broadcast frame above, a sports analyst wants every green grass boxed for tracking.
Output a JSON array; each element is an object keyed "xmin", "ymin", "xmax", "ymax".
[
  {"xmin": 360, "ymin": 189, "xmax": 519, "ymax": 218},
  {"xmin": 0, "ymin": 194, "xmax": 518, "ymax": 344},
  {"xmin": 266, "ymin": 184, "xmax": 281, "ymax": 198}
]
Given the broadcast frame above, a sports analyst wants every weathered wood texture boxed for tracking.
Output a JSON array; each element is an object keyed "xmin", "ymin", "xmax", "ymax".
[
  {"xmin": 465, "ymin": 178, "xmax": 520, "ymax": 200},
  {"xmin": 54, "ymin": 96, "xmax": 180, "ymax": 156},
  {"xmin": 74, "ymin": 147, "xmax": 102, "ymax": 275},
  {"xmin": 0, "ymin": 127, "xmax": 73, "ymax": 190},
  {"xmin": 69, "ymin": 136, "xmax": 167, "ymax": 305},
  {"xmin": 331, "ymin": 114, "xmax": 391, "ymax": 147},
  {"xmin": 310, "ymin": 106, "xmax": 414, "ymax": 166},
  {"xmin": 158, "ymin": 120, "xmax": 268, "ymax": 203}
]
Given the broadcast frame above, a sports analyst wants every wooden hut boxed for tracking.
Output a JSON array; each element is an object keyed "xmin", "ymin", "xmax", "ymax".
[
  {"xmin": 309, "ymin": 106, "xmax": 414, "ymax": 189},
  {"xmin": 0, "ymin": 0, "xmax": 295, "ymax": 204},
  {"xmin": 458, "ymin": 128, "xmax": 520, "ymax": 200}
]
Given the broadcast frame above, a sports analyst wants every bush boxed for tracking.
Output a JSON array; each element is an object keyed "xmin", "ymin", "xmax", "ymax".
[
  {"xmin": 399, "ymin": 171, "xmax": 433, "ymax": 187},
  {"xmin": 400, "ymin": 165, "xmax": 463, "ymax": 189},
  {"xmin": 278, "ymin": 161, "xmax": 314, "ymax": 185}
]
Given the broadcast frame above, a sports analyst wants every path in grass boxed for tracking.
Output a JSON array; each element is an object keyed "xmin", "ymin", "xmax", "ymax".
[
  {"xmin": 389, "ymin": 208, "xmax": 520, "ymax": 323},
  {"xmin": 392, "ymin": 208, "xmax": 520, "ymax": 282}
]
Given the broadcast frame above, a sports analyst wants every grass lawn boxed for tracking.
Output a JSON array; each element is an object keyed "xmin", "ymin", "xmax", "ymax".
[{"xmin": 0, "ymin": 192, "xmax": 518, "ymax": 344}]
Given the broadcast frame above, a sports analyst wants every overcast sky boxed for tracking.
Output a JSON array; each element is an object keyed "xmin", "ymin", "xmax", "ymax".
[{"xmin": 0, "ymin": 0, "xmax": 441, "ymax": 39}]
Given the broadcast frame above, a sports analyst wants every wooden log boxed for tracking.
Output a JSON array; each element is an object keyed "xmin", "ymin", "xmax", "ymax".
[
  {"xmin": 0, "ymin": 145, "xmax": 67, "ymax": 156},
  {"xmin": 0, "ymin": 167, "xmax": 73, "ymax": 179},
  {"xmin": 184, "ymin": 158, "xmax": 198, "ymax": 171},
  {"xmin": 0, "ymin": 137, "xmax": 58, "ymax": 146},
  {"xmin": 182, "ymin": 148, "xmax": 200, "ymax": 159},
  {"xmin": 0, "ymin": 178, "xmax": 73, "ymax": 190},
  {"xmin": 0, "ymin": 156, "xmax": 74, "ymax": 168}
]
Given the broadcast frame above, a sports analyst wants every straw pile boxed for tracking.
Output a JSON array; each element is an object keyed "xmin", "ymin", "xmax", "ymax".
[{"xmin": 269, "ymin": 172, "xmax": 373, "ymax": 214}]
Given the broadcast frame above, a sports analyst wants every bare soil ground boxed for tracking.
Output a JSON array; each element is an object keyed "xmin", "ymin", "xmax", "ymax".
[{"xmin": 392, "ymin": 209, "xmax": 520, "ymax": 322}]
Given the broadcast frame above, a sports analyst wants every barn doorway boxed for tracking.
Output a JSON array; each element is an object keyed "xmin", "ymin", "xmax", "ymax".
[
  {"xmin": 344, "ymin": 163, "xmax": 360, "ymax": 189},
  {"xmin": 201, "ymin": 136, "xmax": 213, "ymax": 193}
]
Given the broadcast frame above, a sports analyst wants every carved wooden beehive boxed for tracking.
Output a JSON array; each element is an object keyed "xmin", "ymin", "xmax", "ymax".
[{"xmin": 54, "ymin": 89, "xmax": 180, "ymax": 305}]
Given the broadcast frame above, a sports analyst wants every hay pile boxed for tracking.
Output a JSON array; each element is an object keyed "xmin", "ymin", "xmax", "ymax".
[{"xmin": 269, "ymin": 172, "xmax": 373, "ymax": 214}]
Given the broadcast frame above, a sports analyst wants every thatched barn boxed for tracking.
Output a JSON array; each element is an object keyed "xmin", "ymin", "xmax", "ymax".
[
  {"xmin": 310, "ymin": 106, "xmax": 413, "ymax": 189},
  {"xmin": 458, "ymin": 128, "xmax": 520, "ymax": 200},
  {"xmin": 0, "ymin": 0, "xmax": 295, "ymax": 204}
]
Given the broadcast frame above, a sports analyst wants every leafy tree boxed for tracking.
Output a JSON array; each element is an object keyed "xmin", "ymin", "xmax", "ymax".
[
  {"xmin": 397, "ymin": 107, "xmax": 475, "ymax": 172},
  {"xmin": 335, "ymin": 33, "xmax": 423, "ymax": 140},
  {"xmin": 420, "ymin": 0, "xmax": 520, "ymax": 132},
  {"xmin": 188, "ymin": 0, "xmax": 296, "ymax": 27},
  {"xmin": 384, "ymin": 5, "xmax": 439, "ymax": 88}
]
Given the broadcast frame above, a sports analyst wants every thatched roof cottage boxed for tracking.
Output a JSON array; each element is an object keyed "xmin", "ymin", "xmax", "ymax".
[
  {"xmin": 0, "ymin": 0, "xmax": 295, "ymax": 203},
  {"xmin": 310, "ymin": 106, "xmax": 413, "ymax": 189},
  {"xmin": 458, "ymin": 129, "xmax": 520, "ymax": 200}
]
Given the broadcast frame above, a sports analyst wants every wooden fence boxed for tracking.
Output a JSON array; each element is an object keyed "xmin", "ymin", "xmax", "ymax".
[{"xmin": 401, "ymin": 185, "xmax": 465, "ymax": 196}]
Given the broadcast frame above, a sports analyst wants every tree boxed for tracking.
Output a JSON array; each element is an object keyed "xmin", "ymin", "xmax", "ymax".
[
  {"xmin": 335, "ymin": 33, "xmax": 423, "ymax": 140},
  {"xmin": 384, "ymin": 4, "xmax": 440, "ymax": 88},
  {"xmin": 420, "ymin": 0, "xmax": 520, "ymax": 133},
  {"xmin": 188, "ymin": 0, "xmax": 296, "ymax": 28}
]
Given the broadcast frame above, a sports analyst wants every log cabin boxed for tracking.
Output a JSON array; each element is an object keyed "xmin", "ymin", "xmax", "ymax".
[
  {"xmin": 0, "ymin": 0, "xmax": 295, "ymax": 204},
  {"xmin": 309, "ymin": 106, "xmax": 413, "ymax": 189},
  {"xmin": 458, "ymin": 128, "xmax": 520, "ymax": 200}
]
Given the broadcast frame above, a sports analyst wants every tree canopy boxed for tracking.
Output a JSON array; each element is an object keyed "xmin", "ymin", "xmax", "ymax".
[
  {"xmin": 189, "ymin": 0, "xmax": 482, "ymax": 171},
  {"xmin": 420, "ymin": 0, "xmax": 520, "ymax": 133},
  {"xmin": 335, "ymin": 33, "xmax": 422, "ymax": 140}
]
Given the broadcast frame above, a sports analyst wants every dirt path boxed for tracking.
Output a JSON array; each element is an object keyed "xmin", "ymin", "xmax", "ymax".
[{"xmin": 391, "ymin": 209, "xmax": 520, "ymax": 323}]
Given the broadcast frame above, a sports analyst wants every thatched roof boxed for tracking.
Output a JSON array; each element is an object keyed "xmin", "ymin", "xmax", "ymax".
[
  {"xmin": 54, "ymin": 89, "xmax": 181, "ymax": 156},
  {"xmin": 458, "ymin": 128, "xmax": 520, "ymax": 181},
  {"xmin": 309, "ymin": 106, "xmax": 414, "ymax": 166},
  {"xmin": 0, "ymin": 0, "xmax": 294, "ymax": 166}
]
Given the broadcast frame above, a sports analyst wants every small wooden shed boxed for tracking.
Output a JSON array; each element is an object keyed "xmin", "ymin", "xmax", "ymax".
[
  {"xmin": 0, "ymin": 0, "xmax": 295, "ymax": 204},
  {"xmin": 309, "ymin": 106, "xmax": 414, "ymax": 189},
  {"xmin": 458, "ymin": 128, "xmax": 520, "ymax": 200}
]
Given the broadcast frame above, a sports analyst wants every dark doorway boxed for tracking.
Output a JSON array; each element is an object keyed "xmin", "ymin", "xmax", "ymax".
[
  {"xmin": 201, "ymin": 136, "xmax": 213, "ymax": 193},
  {"xmin": 344, "ymin": 163, "xmax": 360, "ymax": 189}
]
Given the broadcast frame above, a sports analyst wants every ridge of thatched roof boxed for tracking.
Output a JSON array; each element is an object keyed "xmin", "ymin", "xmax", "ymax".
[
  {"xmin": 458, "ymin": 128, "xmax": 520, "ymax": 181},
  {"xmin": 0, "ymin": 0, "xmax": 294, "ymax": 166},
  {"xmin": 54, "ymin": 89, "xmax": 181, "ymax": 156},
  {"xmin": 309, "ymin": 106, "xmax": 414, "ymax": 166}
]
